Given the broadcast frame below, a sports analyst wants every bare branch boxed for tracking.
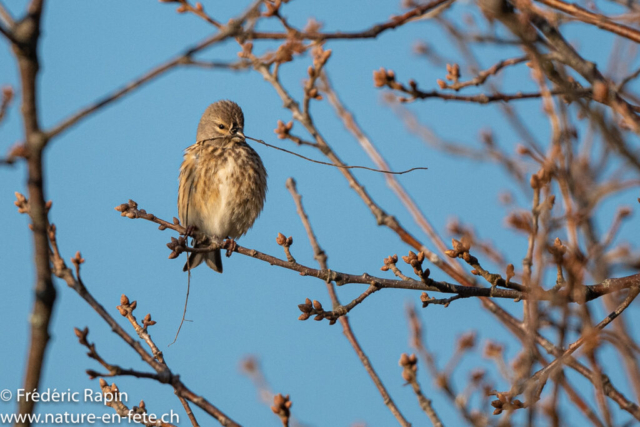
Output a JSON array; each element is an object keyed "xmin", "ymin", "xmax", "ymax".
[
  {"xmin": 45, "ymin": 1, "xmax": 262, "ymax": 142},
  {"xmin": 535, "ymin": 0, "xmax": 640, "ymax": 43},
  {"xmin": 285, "ymin": 178, "xmax": 411, "ymax": 426}
]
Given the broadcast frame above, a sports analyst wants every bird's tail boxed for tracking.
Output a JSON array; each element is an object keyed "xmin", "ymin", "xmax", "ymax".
[{"xmin": 183, "ymin": 245, "xmax": 223, "ymax": 273}]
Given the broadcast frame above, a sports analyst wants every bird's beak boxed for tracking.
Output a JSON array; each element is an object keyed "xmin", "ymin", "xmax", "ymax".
[{"xmin": 234, "ymin": 130, "xmax": 245, "ymax": 140}]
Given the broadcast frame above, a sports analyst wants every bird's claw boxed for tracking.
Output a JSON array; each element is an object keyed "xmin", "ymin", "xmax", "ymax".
[
  {"xmin": 223, "ymin": 238, "xmax": 237, "ymax": 257},
  {"xmin": 184, "ymin": 225, "xmax": 197, "ymax": 238}
]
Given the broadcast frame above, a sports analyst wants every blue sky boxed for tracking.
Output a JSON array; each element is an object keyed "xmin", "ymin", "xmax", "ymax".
[{"xmin": 1, "ymin": 0, "xmax": 639, "ymax": 426}]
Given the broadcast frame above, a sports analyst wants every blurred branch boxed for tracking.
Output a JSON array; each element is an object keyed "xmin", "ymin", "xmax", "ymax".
[
  {"xmin": 407, "ymin": 306, "xmax": 484, "ymax": 425},
  {"xmin": 535, "ymin": 0, "xmax": 640, "ymax": 43},
  {"xmin": 373, "ymin": 67, "xmax": 592, "ymax": 104},
  {"xmin": 253, "ymin": 47, "xmax": 478, "ymax": 295},
  {"xmin": 6, "ymin": 1, "xmax": 56, "ymax": 424},
  {"xmin": 483, "ymin": 0, "xmax": 640, "ymax": 133},
  {"xmin": 506, "ymin": 285, "xmax": 640, "ymax": 408},
  {"xmin": 0, "ymin": 2, "xmax": 14, "ymax": 26},
  {"xmin": 0, "ymin": 85, "xmax": 13, "ymax": 125},
  {"xmin": 270, "ymin": 394, "xmax": 292, "ymax": 427},
  {"xmin": 399, "ymin": 353, "xmax": 444, "ymax": 426},
  {"xmin": 0, "ymin": 21, "xmax": 17, "ymax": 45},
  {"xmin": 437, "ymin": 56, "xmax": 528, "ymax": 91}
]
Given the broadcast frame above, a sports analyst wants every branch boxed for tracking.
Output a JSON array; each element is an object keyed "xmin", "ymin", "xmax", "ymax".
[
  {"xmin": 0, "ymin": 85, "xmax": 13, "ymax": 126},
  {"xmin": 285, "ymin": 178, "xmax": 411, "ymax": 426},
  {"xmin": 504, "ymin": 285, "xmax": 640, "ymax": 407},
  {"xmin": 437, "ymin": 56, "xmax": 528, "ymax": 90},
  {"xmin": 0, "ymin": 20, "xmax": 18, "ymax": 45},
  {"xmin": 297, "ymin": 284, "xmax": 380, "ymax": 324},
  {"xmin": 485, "ymin": 0, "xmax": 640, "ymax": 133},
  {"xmin": 319, "ymin": 73, "xmax": 457, "ymax": 263},
  {"xmin": 0, "ymin": 1, "xmax": 14, "ymax": 26},
  {"xmin": 535, "ymin": 0, "xmax": 640, "ymax": 44},
  {"xmin": 7, "ymin": 2, "xmax": 56, "ymax": 424},
  {"xmin": 42, "ymin": 215, "xmax": 238, "ymax": 426},
  {"xmin": 178, "ymin": 0, "xmax": 453, "ymax": 41},
  {"xmin": 407, "ymin": 306, "xmax": 488, "ymax": 426},
  {"xmin": 97, "ymin": 379, "xmax": 177, "ymax": 427},
  {"xmin": 399, "ymin": 354, "xmax": 444, "ymax": 426},
  {"xmin": 73, "ymin": 326, "xmax": 162, "ymax": 382},
  {"xmin": 270, "ymin": 394, "xmax": 292, "ymax": 427},
  {"xmin": 115, "ymin": 198, "xmax": 640, "ymax": 303},
  {"xmin": 373, "ymin": 67, "xmax": 592, "ymax": 103},
  {"xmin": 45, "ymin": 1, "xmax": 261, "ymax": 142}
]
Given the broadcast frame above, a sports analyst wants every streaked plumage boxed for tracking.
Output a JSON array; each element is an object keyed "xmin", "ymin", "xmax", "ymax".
[{"xmin": 178, "ymin": 100, "xmax": 267, "ymax": 273}]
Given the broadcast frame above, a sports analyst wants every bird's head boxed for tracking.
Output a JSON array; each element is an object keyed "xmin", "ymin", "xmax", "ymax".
[{"xmin": 196, "ymin": 100, "xmax": 245, "ymax": 146}]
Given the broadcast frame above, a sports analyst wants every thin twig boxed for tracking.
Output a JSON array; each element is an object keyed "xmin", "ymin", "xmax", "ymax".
[
  {"xmin": 285, "ymin": 178, "xmax": 411, "ymax": 427},
  {"xmin": 44, "ymin": 220, "xmax": 236, "ymax": 426},
  {"xmin": 507, "ymin": 286, "xmax": 640, "ymax": 401},
  {"xmin": 44, "ymin": 1, "xmax": 262, "ymax": 142},
  {"xmin": 246, "ymin": 136, "xmax": 428, "ymax": 175},
  {"xmin": 535, "ymin": 0, "xmax": 640, "ymax": 44}
]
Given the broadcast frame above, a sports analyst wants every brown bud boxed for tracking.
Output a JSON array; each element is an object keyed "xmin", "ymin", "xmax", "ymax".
[
  {"xmin": 298, "ymin": 301, "xmax": 312, "ymax": 313},
  {"xmin": 505, "ymin": 264, "xmax": 515, "ymax": 283},
  {"xmin": 484, "ymin": 341, "xmax": 504, "ymax": 358},
  {"xmin": 298, "ymin": 313, "xmax": 311, "ymax": 321},
  {"xmin": 619, "ymin": 206, "xmax": 632, "ymax": 218},
  {"xmin": 457, "ymin": 332, "xmax": 476, "ymax": 351},
  {"xmin": 592, "ymin": 81, "xmax": 608, "ymax": 103}
]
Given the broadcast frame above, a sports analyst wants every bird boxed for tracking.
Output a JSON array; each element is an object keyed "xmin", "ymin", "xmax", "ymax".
[{"xmin": 178, "ymin": 100, "xmax": 267, "ymax": 273}]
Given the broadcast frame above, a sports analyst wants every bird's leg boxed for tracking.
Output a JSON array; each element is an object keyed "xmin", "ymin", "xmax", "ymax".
[
  {"xmin": 184, "ymin": 225, "xmax": 197, "ymax": 238},
  {"xmin": 223, "ymin": 238, "xmax": 237, "ymax": 257}
]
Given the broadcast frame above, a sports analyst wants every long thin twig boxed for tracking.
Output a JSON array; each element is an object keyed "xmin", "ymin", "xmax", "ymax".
[
  {"xmin": 184, "ymin": 0, "xmax": 453, "ymax": 41},
  {"xmin": 535, "ymin": 0, "xmax": 640, "ymax": 43},
  {"xmin": 246, "ymin": 136, "xmax": 427, "ymax": 175},
  {"xmin": 399, "ymin": 353, "xmax": 444, "ymax": 426},
  {"xmin": 44, "ymin": 1, "xmax": 262, "ymax": 142},
  {"xmin": 285, "ymin": 178, "xmax": 412, "ymax": 427},
  {"xmin": 46, "ymin": 224, "xmax": 237, "ymax": 426}
]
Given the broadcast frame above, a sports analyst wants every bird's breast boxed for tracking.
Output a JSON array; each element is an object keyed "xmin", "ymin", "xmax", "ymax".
[{"xmin": 179, "ymin": 144, "xmax": 267, "ymax": 240}]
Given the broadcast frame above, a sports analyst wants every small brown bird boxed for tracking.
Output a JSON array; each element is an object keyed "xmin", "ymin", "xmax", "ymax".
[{"xmin": 178, "ymin": 100, "xmax": 267, "ymax": 272}]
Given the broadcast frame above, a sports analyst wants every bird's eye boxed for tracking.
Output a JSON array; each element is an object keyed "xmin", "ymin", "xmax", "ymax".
[{"xmin": 218, "ymin": 124, "xmax": 225, "ymax": 130}]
